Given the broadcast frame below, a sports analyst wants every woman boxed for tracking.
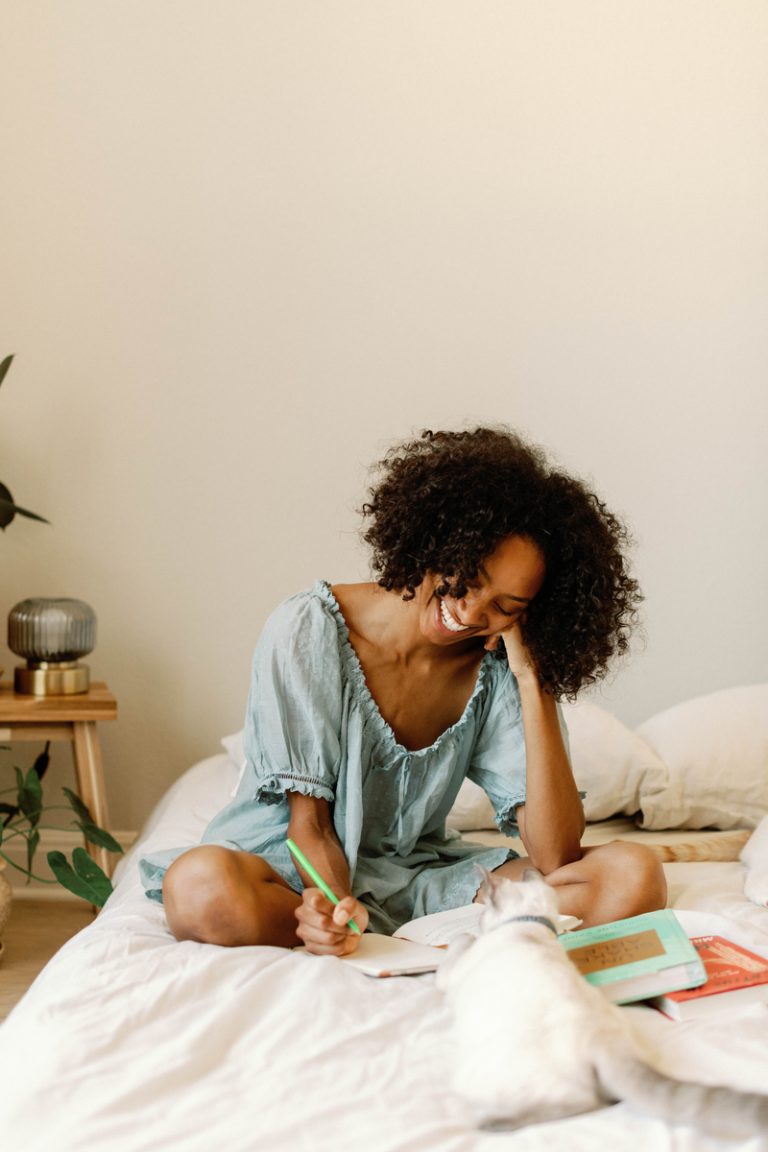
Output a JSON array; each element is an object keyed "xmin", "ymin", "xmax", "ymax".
[{"xmin": 141, "ymin": 427, "xmax": 666, "ymax": 954}]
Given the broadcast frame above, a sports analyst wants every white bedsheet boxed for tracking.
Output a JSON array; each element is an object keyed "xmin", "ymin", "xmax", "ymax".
[{"xmin": 2, "ymin": 754, "xmax": 768, "ymax": 1152}]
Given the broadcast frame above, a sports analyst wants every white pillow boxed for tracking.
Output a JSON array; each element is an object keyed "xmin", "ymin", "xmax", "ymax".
[
  {"xmin": 636, "ymin": 684, "xmax": 768, "ymax": 830},
  {"xmin": 221, "ymin": 730, "xmax": 245, "ymax": 768},
  {"xmin": 562, "ymin": 699, "xmax": 669, "ymax": 821},
  {"xmin": 446, "ymin": 778, "xmax": 496, "ymax": 832},
  {"xmin": 447, "ymin": 699, "xmax": 669, "ymax": 831},
  {"xmin": 221, "ymin": 731, "xmax": 247, "ymax": 797}
]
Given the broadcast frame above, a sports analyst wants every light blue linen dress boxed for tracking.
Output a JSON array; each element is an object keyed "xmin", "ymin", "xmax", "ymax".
[{"xmin": 140, "ymin": 580, "xmax": 530, "ymax": 934}]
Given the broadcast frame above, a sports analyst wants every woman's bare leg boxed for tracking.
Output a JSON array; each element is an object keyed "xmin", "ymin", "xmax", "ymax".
[
  {"xmin": 163, "ymin": 845, "xmax": 302, "ymax": 947},
  {"xmin": 479, "ymin": 841, "xmax": 667, "ymax": 928}
]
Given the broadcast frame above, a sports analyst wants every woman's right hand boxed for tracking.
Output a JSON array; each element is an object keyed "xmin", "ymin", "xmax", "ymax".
[{"xmin": 294, "ymin": 888, "xmax": 369, "ymax": 955}]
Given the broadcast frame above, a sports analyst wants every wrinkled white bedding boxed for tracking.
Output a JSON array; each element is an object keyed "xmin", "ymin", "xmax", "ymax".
[{"xmin": 2, "ymin": 754, "xmax": 768, "ymax": 1152}]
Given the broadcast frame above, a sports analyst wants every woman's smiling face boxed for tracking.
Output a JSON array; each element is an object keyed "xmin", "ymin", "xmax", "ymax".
[{"xmin": 420, "ymin": 535, "xmax": 546, "ymax": 649}]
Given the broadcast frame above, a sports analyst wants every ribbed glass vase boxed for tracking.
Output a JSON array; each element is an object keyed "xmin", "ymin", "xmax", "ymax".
[{"xmin": 8, "ymin": 598, "xmax": 97, "ymax": 662}]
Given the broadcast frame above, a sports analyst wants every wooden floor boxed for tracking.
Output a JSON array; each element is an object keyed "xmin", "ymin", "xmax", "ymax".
[{"xmin": 0, "ymin": 899, "xmax": 95, "ymax": 1021}]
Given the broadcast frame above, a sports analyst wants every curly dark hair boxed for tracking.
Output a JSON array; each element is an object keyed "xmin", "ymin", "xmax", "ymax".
[{"xmin": 361, "ymin": 427, "xmax": 642, "ymax": 698}]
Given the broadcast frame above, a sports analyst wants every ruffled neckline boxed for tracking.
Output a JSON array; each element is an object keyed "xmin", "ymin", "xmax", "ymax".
[{"xmin": 314, "ymin": 578, "xmax": 491, "ymax": 757}]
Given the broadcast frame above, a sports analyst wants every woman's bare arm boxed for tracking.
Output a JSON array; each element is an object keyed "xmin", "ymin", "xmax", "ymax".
[
  {"xmin": 287, "ymin": 792, "xmax": 368, "ymax": 953},
  {"xmin": 500, "ymin": 624, "xmax": 585, "ymax": 873}
]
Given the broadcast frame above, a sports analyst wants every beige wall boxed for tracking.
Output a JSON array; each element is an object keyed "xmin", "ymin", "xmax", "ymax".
[{"xmin": 2, "ymin": 2, "xmax": 766, "ymax": 832}]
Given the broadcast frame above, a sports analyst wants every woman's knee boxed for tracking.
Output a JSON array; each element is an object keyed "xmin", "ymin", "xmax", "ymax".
[
  {"xmin": 603, "ymin": 841, "xmax": 667, "ymax": 915},
  {"xmin": 163, "ymin": 845, "xmax": 251, "ymax": 942},
  {"xmin": 163, "ymin": 846, "xmax": 300, "ymax": 946}
]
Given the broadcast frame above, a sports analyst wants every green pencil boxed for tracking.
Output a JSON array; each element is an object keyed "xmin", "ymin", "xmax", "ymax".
[{"xmin": 286, "ymin": 838, "xmax": 362, "ymax": 935}]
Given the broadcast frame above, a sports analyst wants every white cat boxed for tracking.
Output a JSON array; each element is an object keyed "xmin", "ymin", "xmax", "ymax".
[
  {"xmin": 437, "ymin": 869, "xmax": 768, "ymax": 1136},
  {"xmin": 742, "ymin": 814, "xmax": 768, "ymax": 907}
]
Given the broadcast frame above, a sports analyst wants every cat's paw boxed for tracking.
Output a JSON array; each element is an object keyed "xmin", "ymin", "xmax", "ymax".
[{"xmin": 744, "ymin": 868, "xmax": 768, "ymax": 907}]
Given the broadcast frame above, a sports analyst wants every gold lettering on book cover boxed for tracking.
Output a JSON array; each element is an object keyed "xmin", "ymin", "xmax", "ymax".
[{"xmin": 567, "ymin": 929, "xmax": 664, "ymax": 975}]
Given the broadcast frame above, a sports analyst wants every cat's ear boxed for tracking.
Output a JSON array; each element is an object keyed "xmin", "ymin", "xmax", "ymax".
[{"xmin": 477, "ymin": 865, "xmax": 502, "ymax": 908}]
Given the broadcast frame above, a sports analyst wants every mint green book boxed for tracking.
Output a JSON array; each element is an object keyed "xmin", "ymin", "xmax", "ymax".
[{"xmin": 560, "ymin": 909, "xmax": 707, "ymax": 1005}]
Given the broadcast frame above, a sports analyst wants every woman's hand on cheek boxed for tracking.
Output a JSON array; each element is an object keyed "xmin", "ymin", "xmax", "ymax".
[
  {"xmin": 294, "ymin": 888, "xmax": 369, "ymax": 955},
  {"xmin": 496, "ymin": 620, "xmax": 537, "ymax": 682}
]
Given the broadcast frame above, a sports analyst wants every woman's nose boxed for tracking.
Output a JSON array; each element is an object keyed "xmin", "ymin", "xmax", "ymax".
[{"xmin": 457, "ymin": 594, "xmax": 487, "ymax": 627}]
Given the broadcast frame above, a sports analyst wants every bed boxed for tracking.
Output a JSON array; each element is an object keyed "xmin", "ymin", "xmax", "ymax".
[{"xmin": 2, "ymin": 685, "xmax": 768, "ymax": 1152}]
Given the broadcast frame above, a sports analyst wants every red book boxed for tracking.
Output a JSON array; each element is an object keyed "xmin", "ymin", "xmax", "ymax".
[{"xmin": 650, "ymin": 936, "xmax": 768, "ymax": 1021}]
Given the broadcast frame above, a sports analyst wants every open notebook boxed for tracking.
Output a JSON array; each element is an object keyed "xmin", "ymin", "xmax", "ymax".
[{"xmin": 337, "ymin": 903, "xmax": 582, "ymax": 978}]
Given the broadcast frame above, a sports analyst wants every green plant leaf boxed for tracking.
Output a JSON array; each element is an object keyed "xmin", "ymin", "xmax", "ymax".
[
  {"xmin": 11, "ymin": 504, "xmax": 49, "ymax": 524},
  {"xmin": 63, "ymin": 789, "xmax": 123, "ymax": 854},
  {"xmin": 0, "ymin": 484, "xmax": 14, "ymax": 529},
  {"xmin": 62, "ymin": 787, "xmax": 93, "ymax": 824},
  {"xmin": 47, "ymin": 847, "xmax": 113, "ymax": 907},
  {"xmin": 0, "ymin": 355, "xmax": 49, "ymax": 529},
  {"xmin": 0, "ymin": 354, "xmax": 13, "ymax": 388},
  {"xmin": 75, "ymin": 819, "xmax": 124, "ymax": 855},
  {"xmin": 19, "ymin": 765, "xmax": 43, "ymax": 826},
  {"xmin": 33, "ymin": 742, "xmax": 51, "ymax": 783},
  {"xmin": 26, "ymin": 827, "xmax": 40, "ymax": 876},
  {"xmin": 0, "ymin": 491, "xmax": 49, "ymax": 526}
]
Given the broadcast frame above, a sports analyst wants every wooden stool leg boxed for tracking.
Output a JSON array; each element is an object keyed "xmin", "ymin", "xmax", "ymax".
[{"xmin": 72, "ymin": 721, "xmax": 113, "ymax": 878}]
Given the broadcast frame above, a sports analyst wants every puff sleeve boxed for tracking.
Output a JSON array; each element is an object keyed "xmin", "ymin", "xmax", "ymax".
[
  {"xmin": 466, "ymin": 663, "xmax": 528, "ymax": 835},
  {"xmin": 243, "ymin": 590, "xmax": 344, "ymax": 804}
]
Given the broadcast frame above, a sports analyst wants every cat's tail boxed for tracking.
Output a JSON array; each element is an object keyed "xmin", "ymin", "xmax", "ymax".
[
  {"xmin": 593, "ymin": 1045, "xmax": 768, "ymax": 1138},
  {"xmin": 648, "ymin": 830, "xmax": 750, "ymax": 863}
]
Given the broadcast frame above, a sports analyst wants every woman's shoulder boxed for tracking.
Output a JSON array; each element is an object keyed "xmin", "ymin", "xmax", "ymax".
[
  {"xmin": 250, "ymin": 582, "xmax": 349, "ymax": 681},
  {"xmin": 326, "ymin": 580, "xmax": 382, "ymax": 626},
  {"xmin": 261, "ymin": 579, "xmax": 342, "ymax": 637}
]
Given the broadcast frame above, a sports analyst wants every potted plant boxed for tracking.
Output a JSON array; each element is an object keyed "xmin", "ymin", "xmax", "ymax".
[
  {"xmin": 1, "ymin": 353, "xmax": 120, "ymax": 922},
  {"xmin": 0, "ymin": 350, "xmax": 119, "ymax": 963},
  {"xmin": 0, "ymin": 742, "xmax": 122, "ymax": 907}
]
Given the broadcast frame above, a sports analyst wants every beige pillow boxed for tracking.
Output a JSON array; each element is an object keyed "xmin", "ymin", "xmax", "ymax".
[
  {"xmin": 562, "ymin": 699, "xmax": 669, "ymax": 821},
  {"xmin": 447, "ymin": 699, "xmax": 669, "ymax": 831},
  {"xmin": 636, "ymin": 684, "xmax": 768, "ymax": 830}
]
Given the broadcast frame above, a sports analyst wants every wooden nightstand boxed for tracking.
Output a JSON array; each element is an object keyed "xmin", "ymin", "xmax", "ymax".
[{"xmin": 0, "ymin": 681, "xmax": 118, "ymax": 877}]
